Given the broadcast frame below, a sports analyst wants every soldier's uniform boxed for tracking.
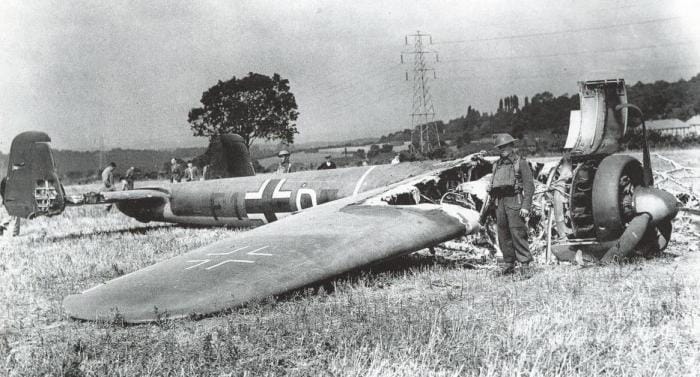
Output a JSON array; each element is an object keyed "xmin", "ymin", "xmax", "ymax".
[
  {"xmin": 276, "ymin": 150, "xmax": 292, "ymax": 174},
  {"xmin": 490, "ymin": 135, "xmax": 535, "ymax": 273}
]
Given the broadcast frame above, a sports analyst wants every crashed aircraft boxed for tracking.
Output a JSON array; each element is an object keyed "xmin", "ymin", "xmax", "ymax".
[
  {"xmin": 2, "ymin": 78, "xmax": 684, "ymax": 323},
  {"xmin": 4, "ymin": 130, "xmax": 495, "ymax": 323}
]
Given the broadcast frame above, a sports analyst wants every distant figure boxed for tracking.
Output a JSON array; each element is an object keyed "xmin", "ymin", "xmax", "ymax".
[
  {"xmin": 122, "ymin": 166, "xmax": 135, "ymax": 190},
  {"xmin": 391, "ymin": 154, "xmax": 401, "ymax": 165},
  {"xmin": 101, "ymin": 162, "xmax": 117, "ymax": 191},
  {"xmin": 101, "ymin": 162, "xmax": 117, "ymax": 211},
  {"xmin": 276, "ymin": 150, "xmax": 291, "ymax": 174},
  {"xmin": 0, "ymin": 176, "xmax": 19, "ymax": 236},
  {"xmin": 362, "ymin": 159, "xmax": 369, "ymax": 166},
  {"xmin": 184, "ymin": 162, "xmax": 199, "ymax": 181},
  {"xmin": 201, "ymin": 165, "xmax": 210, "ymax": 181},
  {"xmin": 317, "ymin": 155, "xmax": 337, "ymax": 170},
  {"xmin": 170, "ymin": 159, "xmax": 182, "ymax": 183}
]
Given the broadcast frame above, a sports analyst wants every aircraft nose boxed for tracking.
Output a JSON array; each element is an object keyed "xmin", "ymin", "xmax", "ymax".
[{"xmin": 633, "ymin": 187, "xmax": 680, "ymax": 225}]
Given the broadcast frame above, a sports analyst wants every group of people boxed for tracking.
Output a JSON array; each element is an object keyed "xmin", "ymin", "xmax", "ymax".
[
  {"xmin": 101, "ymin": 159, "xmax": 203, "ymax": 191},
  {"xmin": 275, "ymin": 151, "xmax": 338, "ymax": 174},
  {"xmin": 169, "ymin": 159, "xmax": 201, "ymax": 183},
  {"xmin": 101, "ymin": 162, "xmax": 136, "ymax": 192}
]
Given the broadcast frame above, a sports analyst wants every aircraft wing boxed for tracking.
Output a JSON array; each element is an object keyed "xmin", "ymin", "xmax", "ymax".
[{"xmin": 63, "ymin": 179, "xmax": 480, "ymax": 323}]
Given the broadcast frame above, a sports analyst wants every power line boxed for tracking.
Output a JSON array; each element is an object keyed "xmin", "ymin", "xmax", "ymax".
[
  {"xmin": 435, "ymin": 15, "xmax": 682, "ymax": 45},
  {"xmin": 298, "ymin": 65, "xmax": 403, "ymax": 108},
  {"xmin": 292, "ymin": 63, "xmax": 402, "ymax": 103},
  {"xmin": 441, "ymin": 39, "xmax": 700, "ymax": 64},
  {"xmin": 438, "ymin": 63, "xmax": 700, "ymax": 85}
]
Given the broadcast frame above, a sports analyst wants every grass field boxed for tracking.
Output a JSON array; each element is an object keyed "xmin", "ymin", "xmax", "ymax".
[{"xmin": 1, "ymin": 152, "xmax": 699, "ymax": 376}]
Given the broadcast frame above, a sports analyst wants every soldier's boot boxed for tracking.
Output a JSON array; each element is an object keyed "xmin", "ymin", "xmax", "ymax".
[
  {"xmin": 519, "ymin": 262, "xmax": 535, "ymax": 277},
  {"xmin": 499, "ymin": 264, "xmax": 515, "ymax": 275}
]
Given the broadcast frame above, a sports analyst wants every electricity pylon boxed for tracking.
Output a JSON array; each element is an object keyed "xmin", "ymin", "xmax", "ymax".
[{"xmin": 401, "ymin": 31, "xmax": 440, "ymax": 154}]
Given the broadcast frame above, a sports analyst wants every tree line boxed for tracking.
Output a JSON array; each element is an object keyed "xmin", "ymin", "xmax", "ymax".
[{"xmin": 379, "ymin": 73, "xmax": 700, "ymax": 154}]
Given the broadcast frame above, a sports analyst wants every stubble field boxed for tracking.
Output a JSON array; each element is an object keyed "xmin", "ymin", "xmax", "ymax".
[{"xmin": 1, "ymin": 150, "xmax": 699, "ymax": 376}]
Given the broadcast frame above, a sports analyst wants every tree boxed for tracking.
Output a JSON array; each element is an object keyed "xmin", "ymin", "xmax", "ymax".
[{"xmin": 188, "ymin": 72, "xmax": 299, "ymax": 148}]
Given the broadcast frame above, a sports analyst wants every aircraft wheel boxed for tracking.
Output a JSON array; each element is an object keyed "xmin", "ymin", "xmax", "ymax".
[{"xmin": 592, "ymin": 155, "xmax": 644, "ymax": 242}]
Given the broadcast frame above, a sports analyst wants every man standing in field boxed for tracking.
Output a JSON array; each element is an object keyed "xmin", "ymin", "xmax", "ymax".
[
  {"xmin": 317, "ymin": 155, "xmax": 337, "ymax": 170},
  {"xmin": 122, "ymin": 166, "xmax": 136, "ymax": 190},
  {"xmin": 170, "ymin": 159, "xmax": 183, "ymax": 183},
  {"xmin": 102, "ymin": 162, "xmax": 117, "ymax": 211},
  {"xmin": 276, "ymin": 150, "xmax": 292, "ymax": 174},
  {"xmin": 489, "ymin": 134, "xmax": 535, "ymax": 275},
  {"xmin": 184, "ymin": 162, "xmax": 199, "ymax": 181},
  {"xmin": 0, "ymin": 176, "xmax": 20, "ymax": 236}
]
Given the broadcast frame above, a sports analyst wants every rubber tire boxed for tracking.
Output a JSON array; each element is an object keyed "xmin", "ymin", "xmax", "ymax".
[{"xmin": 592, "ymin": 155, "xmax": 645, "ymax": 242}]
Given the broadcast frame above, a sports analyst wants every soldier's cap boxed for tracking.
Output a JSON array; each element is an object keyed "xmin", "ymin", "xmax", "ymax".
[
  {"xmin": 493, "ymin": 133, "xmax": 517, "ymax": 148},
  {"xmin": 325, "ymin": 155, "xmax": 332, "ymax": 159},
  {"xmin": 278, "ymin": 150, "xmax": 290, "ymax": 157}
]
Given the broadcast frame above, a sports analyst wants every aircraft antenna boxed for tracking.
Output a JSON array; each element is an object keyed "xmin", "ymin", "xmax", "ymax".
[{"xmin": 401, "ymin": 30, "xmax": 440, "ymax": 154}]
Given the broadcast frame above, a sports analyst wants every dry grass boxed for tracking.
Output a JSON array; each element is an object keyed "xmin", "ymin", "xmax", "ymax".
[{"xmin": 1, "ymin": 156, "xmax": 699, "ymax": 376}]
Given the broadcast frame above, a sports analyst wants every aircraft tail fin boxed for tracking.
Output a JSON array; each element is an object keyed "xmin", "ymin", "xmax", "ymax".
[
  {"xmin": 200, "ymin": 134, "xmax": 255, "ymax": 179},
  {"xmin": 3, "ymin": 131, "xmax": 66, "ymax": 218}
]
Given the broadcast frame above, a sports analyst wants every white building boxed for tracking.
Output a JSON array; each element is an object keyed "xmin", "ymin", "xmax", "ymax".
[
  {"xmin": 646, "ymin": 118, "xmax": 693, "ymax": 137},
  {"xmin": 684, "ymin": 115, "xmax": 700, "ymax": 135}
]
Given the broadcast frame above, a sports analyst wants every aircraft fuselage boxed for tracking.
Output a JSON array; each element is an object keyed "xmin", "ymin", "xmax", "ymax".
[{"xmin": 115, "ymin": 162, "xmax": 447, "ymax": 227}]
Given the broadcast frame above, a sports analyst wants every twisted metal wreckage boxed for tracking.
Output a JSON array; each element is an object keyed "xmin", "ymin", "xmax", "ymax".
[{"xmin": 3, "ymin": 79, "xmax": 698, "ymax": 323}]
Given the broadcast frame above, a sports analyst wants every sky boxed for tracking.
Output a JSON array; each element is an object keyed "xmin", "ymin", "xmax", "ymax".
[{"xmin": 1, "ymin": 0, "xmax": 699, "ymax": 153}]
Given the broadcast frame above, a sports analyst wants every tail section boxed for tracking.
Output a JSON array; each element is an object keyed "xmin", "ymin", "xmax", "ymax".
[
  {"xmin": 201, "ymin": 134, "xmax": 255, "ymax": 179},
  {"xmin": 3, "ymin": 131, "xmax": 65, "ymax": 218}
]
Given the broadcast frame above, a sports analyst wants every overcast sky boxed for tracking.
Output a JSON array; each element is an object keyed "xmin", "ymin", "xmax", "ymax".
[{"xmin": 1, "ymin": 0, "xmax": 699, "ymax": 153}]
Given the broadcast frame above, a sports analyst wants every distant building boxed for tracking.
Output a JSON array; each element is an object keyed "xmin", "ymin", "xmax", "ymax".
[
  {"xmin": 684, "ymin": 115, "xmax": 700, "ymax": 135},
  {"xmin": 646, "ymin": 118, "xmax": 693, "ymax": 137}
]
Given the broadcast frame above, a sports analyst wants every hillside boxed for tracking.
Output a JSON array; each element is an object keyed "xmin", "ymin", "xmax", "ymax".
[{"xmin": 379, "ymin": 73, "xmax": 700, "ymax": 153}]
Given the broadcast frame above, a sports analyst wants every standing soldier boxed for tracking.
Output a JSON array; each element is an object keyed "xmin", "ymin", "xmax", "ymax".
[
  {"xmin": 276, "ymin": 150, "xmax": 291, "ymax": 174},
  {"xmin": 170, "ymin": 159, "xmax": 182, "ymax": 183},
  {"xmin": 317, "ymin": 155, "xmax": 337, "ymax": 170},
  {"xmin": 489, "ymin": 134, "xmax": 535, "ymax": 275},
  {"xmin": 102, "ymin": 162, "xmax": 117, "ymax": 190},
  {"xmin": 391, "ymin": 154, "xmax": 401, "ymax": 165},
  {"xmin": 184, "ymin": 162, "xmax": 199, "ymax": 181},
  {"xmin": 0, "ymin": 176, "xmax": 19, "ymax": 236},
  {"xmin": 101, "ymin": 162, "xmax": 117, "ymax": 211},
  {"xmin": 122, "ymin": 166, "xmax": 136, "ymax": 190}
]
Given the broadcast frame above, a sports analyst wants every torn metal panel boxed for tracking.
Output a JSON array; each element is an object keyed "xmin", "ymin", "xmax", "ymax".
[{"xmin": 565, "ymin": 79, "xmax": 627, "ymax": 156}]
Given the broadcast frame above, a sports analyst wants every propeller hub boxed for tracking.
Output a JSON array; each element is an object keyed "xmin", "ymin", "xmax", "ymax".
[{"xmin": 633, "ymin": 187, "xmax": 679, "ymax": 225}]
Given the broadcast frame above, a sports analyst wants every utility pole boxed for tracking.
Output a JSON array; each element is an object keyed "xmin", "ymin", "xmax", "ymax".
[{"xmin": 401, "ymin": 30, "xmax": 440, "ymax": 154}]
